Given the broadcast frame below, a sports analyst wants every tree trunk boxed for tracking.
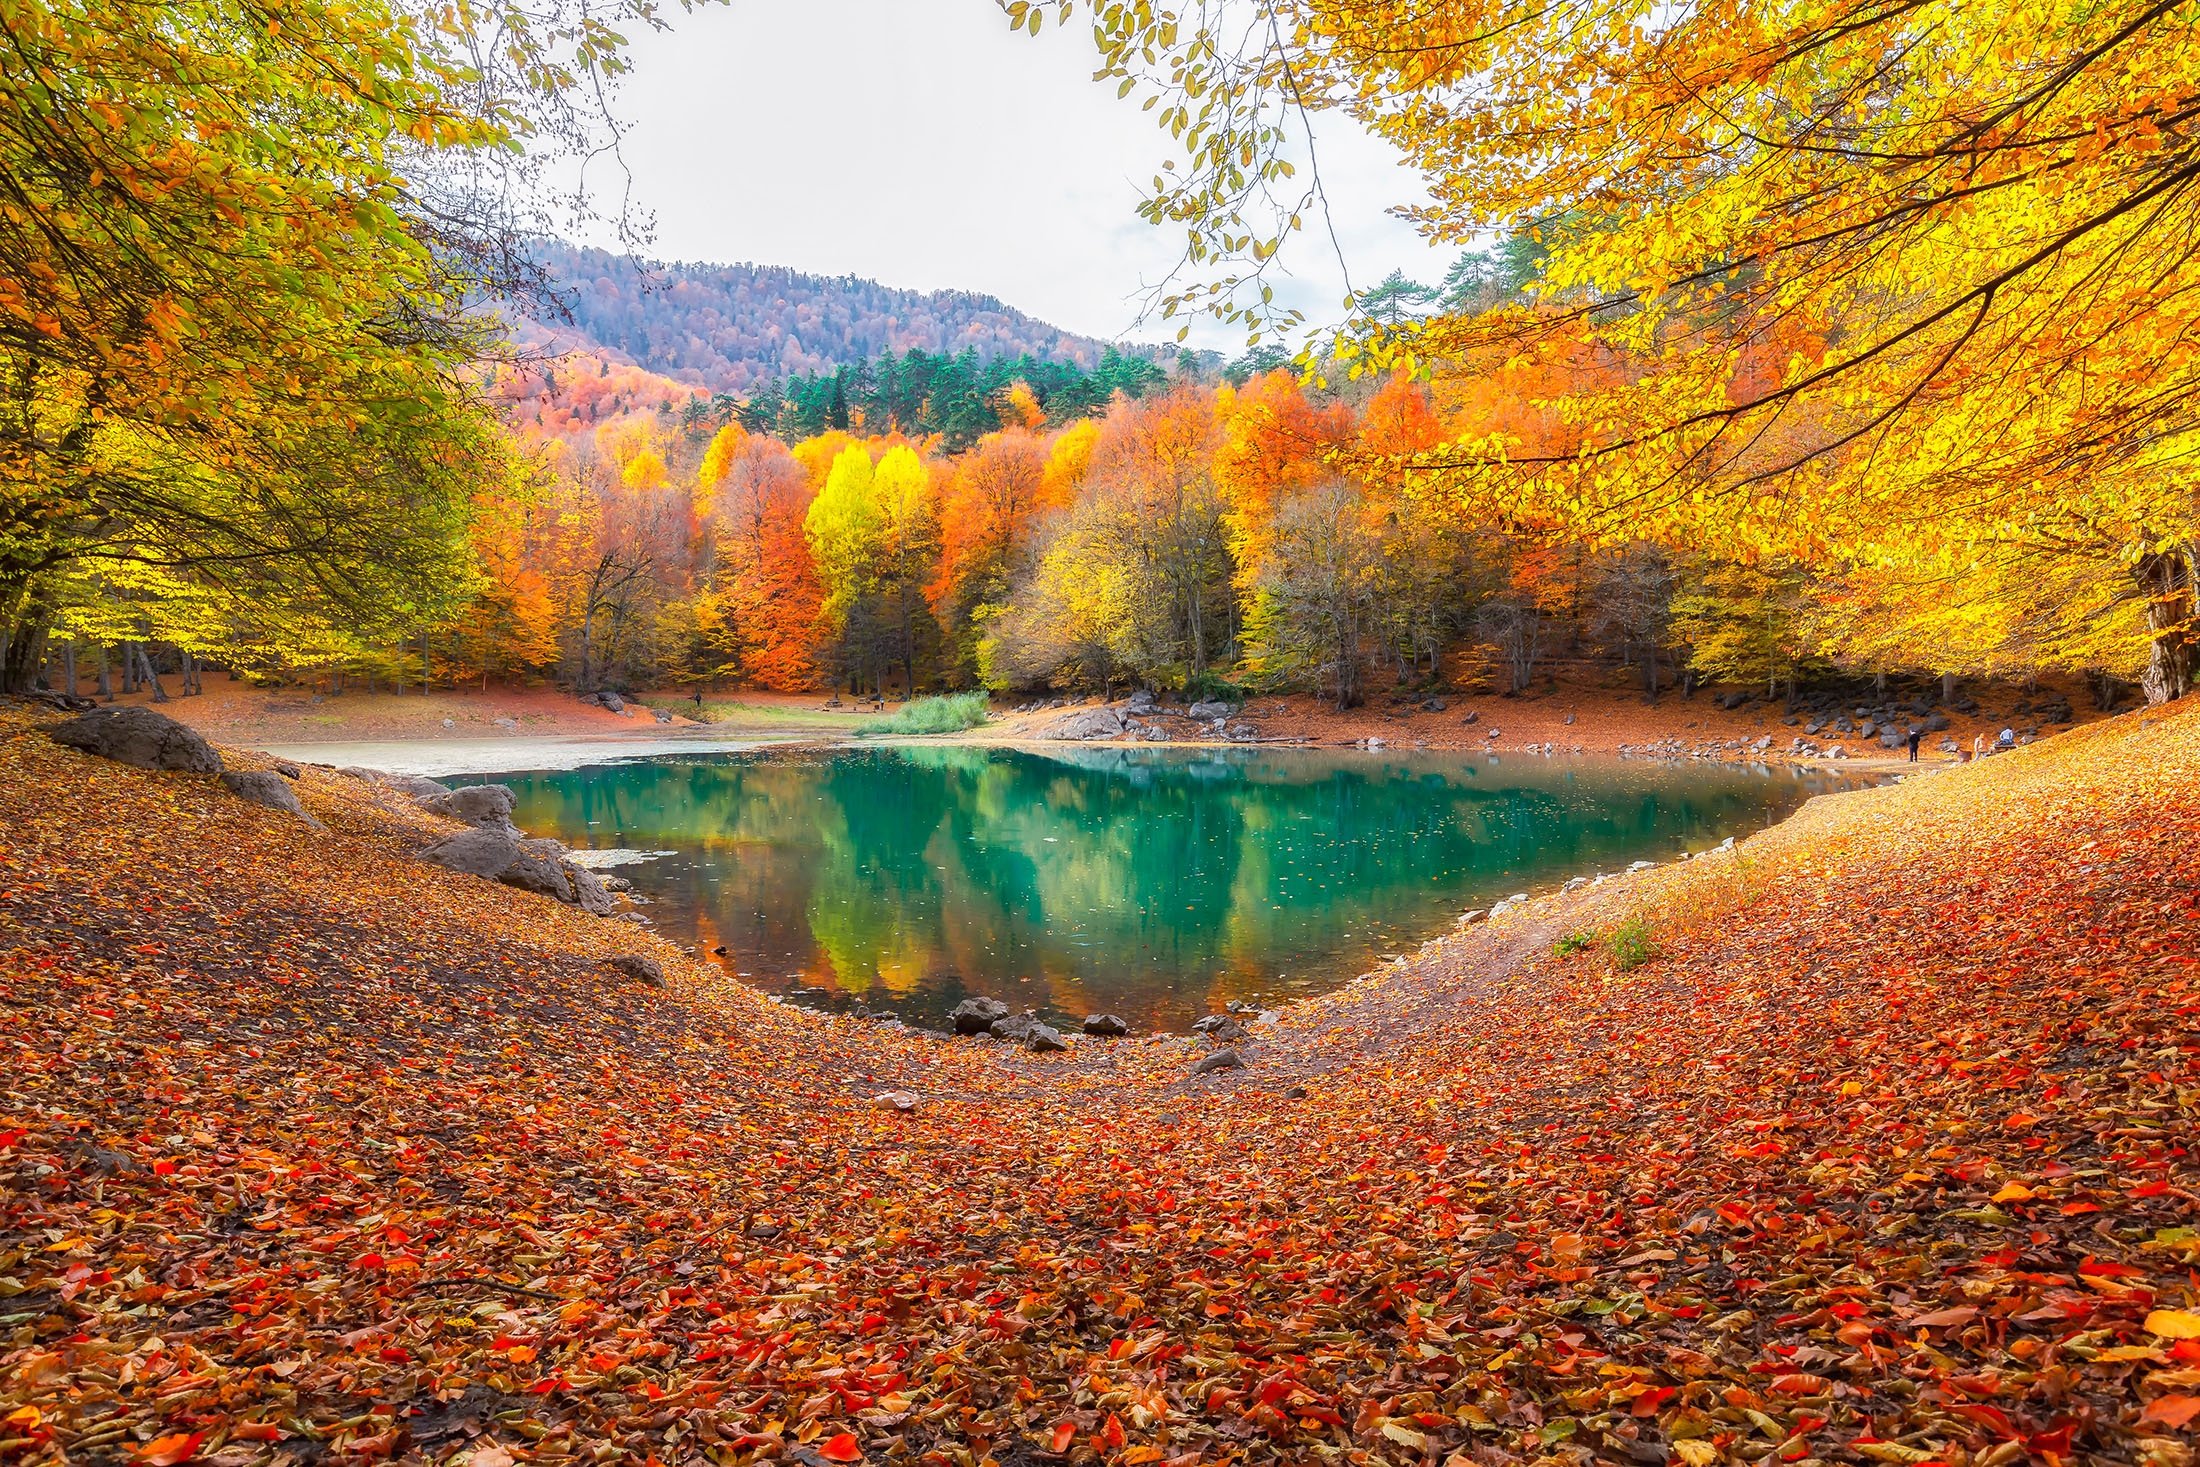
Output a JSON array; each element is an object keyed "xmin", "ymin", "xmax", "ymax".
[
  {"xmin": 0, "ymin": 586, "xmax": 52, "ymax": 695},
  {"xmin": 97, "ymin": 644, "xmax": 112, "ymax": 701},
  {"xmin": 2136, "ymin": 550, "xmax": 2194, "ymax": 705},
  {"xmin": 136, "ymin": 643, "xmax": 169, "ymax": 702},
  {"xmin": 1941, "ymin": 670, "xmax": 1957, "ymax": 704},
  {"xmin": 62, "ymin": 641, "xmax": 77, "ymax": 698}
]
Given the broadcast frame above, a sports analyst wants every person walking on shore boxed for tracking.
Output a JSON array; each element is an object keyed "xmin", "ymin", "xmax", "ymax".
[{"xmin": 1907, "ymin": 729, "xmax": 1922, "ymax": 762}]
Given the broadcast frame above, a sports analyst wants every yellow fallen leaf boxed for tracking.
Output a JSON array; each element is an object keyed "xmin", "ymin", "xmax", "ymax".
[
  {"xmin": 1991, "ymin": 1181, "xmax": 2035, "ymax": 1203},
  {"xmin": 2146, "ymin": 1309, "xmax": 2200, "ymax": 1340}
]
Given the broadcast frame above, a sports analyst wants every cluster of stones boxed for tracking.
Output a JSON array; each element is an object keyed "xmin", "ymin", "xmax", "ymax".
[{"xmin": 1037, "ymin": 690, "xmax": 1263, "ymax": 743}]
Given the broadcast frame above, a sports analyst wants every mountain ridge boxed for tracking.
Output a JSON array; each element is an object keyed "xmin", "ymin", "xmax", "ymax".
[{"xmin": 517, "ymin": 242, "xmax": 1145, "ymax": 396}]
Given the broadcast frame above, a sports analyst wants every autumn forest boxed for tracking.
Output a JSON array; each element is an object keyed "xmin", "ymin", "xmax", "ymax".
[{"xmin": 5, "ymin": 2, "xmax": 2200, "ymax": 1466}]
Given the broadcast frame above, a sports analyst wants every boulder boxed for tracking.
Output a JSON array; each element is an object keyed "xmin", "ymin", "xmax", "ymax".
[
  {"xmin": 1192, "ymin": 1047, "xmax": 1245, "ymax": 1075},
  {"xmin": 603, "ymin": 954, "xmax": 664, "ymax": 987},
  {"xmin": 220, "ymin": 770, "xmax": 319, "ymax": 826},
  {"xmin": 1025, "ymin": 1023, "xmax": 1069, "ymax": 1053},
  {"xmin": 48, "ymin": 707, "xmax": 221, "ymax": 774},
  {"xmin": 420, "ymin": 827, "xmax": 523, "ymax": 879},
  {"xmin": 1125, "ymin": 689, "xmax": 1158, "ymax": 714},
  {"xmin": 1420, "ymin": 697, "xmax": 1448, "ymax": 712},
  {"xmin": 597, "ymin": 691, "xmax": 626, "ymax": 713},
  {"xmin": 950, "ymin": 997, "xmax": 1010, "ymax": 1035},
  {"xmin": 1043, "ymin": 707, "xmax": 1126, "ymax": 741},
  {"xmin": 493, "ymin": 846, "xmax": 576, "ymax": 904},
  {"xmin": 567, "ymin": 864, "xmax": 618, "ymax": 917},
  {"xmin": 1460, "ymin": 709, "xmax": 1479, "ymax": 725},
  {"xmin": 989, "ymin": 1013, "xmax": 1039, "ymax": 1043},
  {"xmin": 1186, "ymin": 699, "xmax": 1236, "ymax": 721},
  {"xmin": 1082, "ymin": 1013, "xmax": 1130, "ymax": 1037},
  {"xmin": 417, "ymin": 784, "xmax": 518, "ymax": 830}
]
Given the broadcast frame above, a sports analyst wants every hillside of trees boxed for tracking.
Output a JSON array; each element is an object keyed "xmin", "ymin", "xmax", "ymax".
[{"xmin": 519, "ymin": 242, "xmax": 1146, "ymax": 395}]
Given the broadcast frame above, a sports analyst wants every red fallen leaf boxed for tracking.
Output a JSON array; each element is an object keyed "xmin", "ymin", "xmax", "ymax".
[
  {"xmin": 2144, "ymin": 1395, "xmax": 2200, "ymax": 1429},
  {"xmin": 232, "ymin": 1423, "xmax": 284, "ymax": 1443},
  {"xmin": 133, "ymin": 1433, "xmax": 204, "ymax": 1466},
  {"xmin": 1101, "ymin": 1413, "xmax": 1126, "ymax": 1449},
  {"xmin": 817, "ymin": 1432, "xmax": 862, "ymax": 1462},
  {"xmin": 1049, "ymin": 1421, "xmax": 1076, "ymax": 1454},
  {"xmin": 1632, "ymin": 1386, "xmax": 1677, "ymax": 1416},
  {"xmin": 1768, "ymin": 1372, "xmax": 1831, "ymax": 1396}
]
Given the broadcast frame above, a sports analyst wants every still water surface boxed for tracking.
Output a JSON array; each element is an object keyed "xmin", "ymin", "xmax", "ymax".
[{"xmin": 471, "ymin": 745, "xmax": 1854, "ymax": 1031}]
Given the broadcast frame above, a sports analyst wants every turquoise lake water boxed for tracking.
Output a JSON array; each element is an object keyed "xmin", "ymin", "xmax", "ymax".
[{"xmin": 472, "ymin": 745, "xmax": 1854, "ymax": 1031}]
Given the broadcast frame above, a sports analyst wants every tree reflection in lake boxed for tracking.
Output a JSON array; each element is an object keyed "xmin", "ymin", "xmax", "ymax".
[{"xmin": 474, "ymin": 745, "xmax": 1855, "ymax": 1030}]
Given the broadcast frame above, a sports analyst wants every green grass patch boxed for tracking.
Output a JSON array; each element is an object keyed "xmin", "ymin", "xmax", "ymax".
[
  {"xmin": 1606, "ymin": 917, "xmax": 1661, "ymax": 970},
  {"xmin": 859, "ymin": 692, "xmax": 993, "ymax": 737},
  {"xmin": 1553, "ymin": 930, "xmax": 1597, "ymax": 957},
  {"xmin": 650, "ymin": 698, "xmax": 864, "ymax": 730}
]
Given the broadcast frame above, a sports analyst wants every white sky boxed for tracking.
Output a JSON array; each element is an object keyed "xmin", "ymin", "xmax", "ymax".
[{"xmin": 565, "ymin": 0, "xmax": 1458, "ymax": 351}]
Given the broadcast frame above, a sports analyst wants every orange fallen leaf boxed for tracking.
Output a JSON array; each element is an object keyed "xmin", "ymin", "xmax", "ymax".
[{"xmin": 133, "ymin": 1434, "xmax": 204, "ymax": 1467}]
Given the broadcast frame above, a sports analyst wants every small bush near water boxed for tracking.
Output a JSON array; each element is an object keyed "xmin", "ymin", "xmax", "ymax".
[
  {"xmin": 861, "ymin": 692, "xmax": 992, "ymax": 737},
  {"xmin": 1553, "ymin": 917, "xmax": 1661, "ymax": 969}
]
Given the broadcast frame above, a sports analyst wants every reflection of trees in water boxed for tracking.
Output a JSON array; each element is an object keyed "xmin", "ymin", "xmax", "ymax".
[{"xmin": 489, "ymin": 750, "xmax": 1835, "ymax": 1027}]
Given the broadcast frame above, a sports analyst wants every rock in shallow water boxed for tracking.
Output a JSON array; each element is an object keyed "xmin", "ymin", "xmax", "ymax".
[
  {"xmin": 1082, "ymin": 1013, "xmax": 1130, "ymax": 1037},
  {"xmin": 951, "ymin": 997, "xmax": 1010, "ymax": 1034}
]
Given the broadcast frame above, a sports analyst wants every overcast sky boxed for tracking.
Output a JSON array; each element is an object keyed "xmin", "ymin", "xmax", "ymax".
[{"xmin": 565, "ymin": 0, "xmax": 1457, "ymax": 351}]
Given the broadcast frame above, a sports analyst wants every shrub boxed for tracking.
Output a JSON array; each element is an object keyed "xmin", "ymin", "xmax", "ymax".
[
  {"xmin": 1183, "ymin": 670, "xmax": 1247, "ymax": 704},
  {"xmin": 861, "ymin": 692, "xmax": 992, "ymax": 737},
  {"xmin": 1606, "ymin": 917, "xmax": 1661, "ymax": 971},
  {"xmin": 1553, "ymin": 930, "xmax": 1597, "ymax": 956}
]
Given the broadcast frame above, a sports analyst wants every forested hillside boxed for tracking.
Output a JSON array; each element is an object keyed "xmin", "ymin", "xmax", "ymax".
[{"xmin": 523, "ymin": 242, "xmax": 1131, "ymax": 394}]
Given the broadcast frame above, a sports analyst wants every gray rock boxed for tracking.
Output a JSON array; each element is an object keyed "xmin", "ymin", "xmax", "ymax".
[
  {"xmin": 1025, "ymin": 1023, "xmax": 1069, "ymax": 1053},
  {"xmin": 48, "ymin": 707, "xmax": 222, "ymax": 774},
  {"xmin": 220, "ymin": 770, "xmax": 319, "ymax": 826},
  {"xmin": 989, "ymin": 1013, "xmax": 1040, "ymax": 1043},
  {"xmin": 603, "ymin": 954, "xmax": 664, "ymax": 987},
  {"xmin": 355, "ymin": 770, "xmax": 452, "ymax": 799},
  {"xmin": 1044, "ymin": 707, "xmax": 1126, "ymax": 741},
  {"xmin": 1125, "ymin": 689, "xmax": 1158, "ymax": 714},
  {"xmin": 1420, "ymin": 697, "xmax": 1448, "ymax": 712},
  {"xmin": 1186, "ymin": 699, "xmax": 1236, "ymax": 720},
  {"xmin": 420, "ymin": 827, "xmax": 521, "ymax": 878},
  {"xmin": 272, "ymin": 761, "xmax": 303, "ymax": 780},
  {"xmin": 1192, "ymin": 1047, "xmax": 1245, "ymax": 1075},
  {"xmin": 652, "ymin": 707, "xmax": 673, "ymax": 724},
  {"xmin": 417, "ymin": 784, "xmax": 517, "ymax": 830},
  {"xmin": 496, "ymin": 846, "xmax": 576, "ymax": 903},
  {"xmin": 567, "ymin": 864, "xmax": 618, "ymax": 917},
  {"xmin": 1460, "ymin": 709, "xmax": 1479, "ymax": 725},
  {"xmin": 597, "ymin": 691, "xmax": 626, "ymax": 713},
  {"xmin": 951, "ymin": 997, "xmax": 1010, "ymax": 1035},
  {"xmin": 1082, "ymin": 1013, "xmax": 1130, "ymax": 1037}
]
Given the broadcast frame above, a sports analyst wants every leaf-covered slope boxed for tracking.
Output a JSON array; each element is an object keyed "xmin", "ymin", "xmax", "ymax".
[
  {"xmin": 520, "ymin": 242, "xmax": 1120, "ymax": 394},
  {"xmin": 0, "ymin": 703, "xmax": 2195, "ymax": 1465}
]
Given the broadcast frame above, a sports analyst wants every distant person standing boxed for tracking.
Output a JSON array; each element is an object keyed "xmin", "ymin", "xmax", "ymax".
[{"xmin": 1906, "ymin": 729, "xmax": 1922, "ymax": 762}]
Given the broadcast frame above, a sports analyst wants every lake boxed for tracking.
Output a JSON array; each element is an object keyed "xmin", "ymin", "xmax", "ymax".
[{"xmin": 460, "ymin": 744, "xmax": 1857, "ymax": 1032}]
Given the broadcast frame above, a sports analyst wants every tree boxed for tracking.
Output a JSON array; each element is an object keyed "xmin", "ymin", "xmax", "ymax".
[
  {"xmin": 0, "ymin": 0, "xmax": 694, "ymax": 691},
  {"xmin": 1053, "ymin": 0, "xmax": 2200, "ymax": 701},
  {"xmin": 1253, "ymin": 484, "xmax": 1383, "ymax": 708}
]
